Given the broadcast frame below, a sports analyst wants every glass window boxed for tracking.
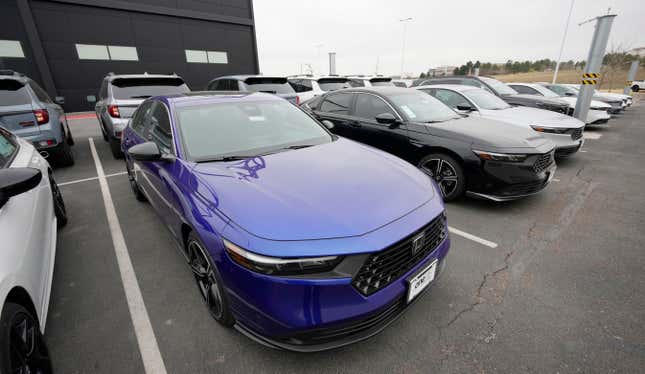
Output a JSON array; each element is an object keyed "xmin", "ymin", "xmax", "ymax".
[
  {"xmin": 176, "ymin": 100, "xmax": 332, "ymax": 161},
  {"xmin": 110, "ymin": 78, "xmax": 189, "ymax": 99},
  {"xmin": 320, "ymin": 93, "xmax": 353, "ymax": 115},
  {"xmin": 370, "ymin": 79, "xmax": 394, "ymax": 87},
  {"xmin": 348, "ymin": 79, "xmax": 365, "ymax": 87},
  {"xmin": 529, "ymin": 85, "xmax": 560, "ymax": 98},
  {"xmin": 510, "ymin": 85, "xmax": 540, "ymax": 95},
  {"xmin": 108, "ymin": 46, "xmax": 138, "ymax": 61},
  {"xmin": 389, "ymin": 91, "xmax": 461, "ymax": 123},
  {"xmin": 207, "ymin": 51, "xmax": 228, "ymax": 64},
  {"xmin": 149, "ymin": 102, "xmax": 173, "ymax": 154},
  {"xmin": 354, "ymin": 94, "xmax": 396, "ymax": 120},
  {"xmin": 242, "ymin": 78, "xmax": 295, "ymax": 94},
  {"xmin": 76, "ymin": 44, "xmax": 110, "ymax": 60},
  {"xmin": 0, "ymin": 40, "xmax": 25, "ymax": 58},
  {"xmin": 479, "ymin": 77, "xmax": 518, "ymax": 95},
  {"xmin": 547, "ymin": 85, "xmax": 576, "ymax": 96},
  {"xmin": 289, "ymin": 79, "xmax": 313, "ymax": 93},
  {"xmin": 185, "ymin": 49, "xmax": 208, "ymax": 63},
  {"xmin": 28, "ymin": 80, "xmax": 52, "ymax": 103},
  {"xmin": 434, "ymin": 89, "xmax": 470, "ymax": 109},
  {"xmin": 0, "ymin": 129, "xmax": 18, "ymax": 168},
  {"xmin": 0, "ymin": 79, "xmax": 31, "ymax": 106},
  {"xmin": 463, "ymin": 89, "xmax": 511, "ymax": 110},
  {"xmin": 131, "ymin": 101, "xmax": 154, "ymax": 135},
  {"xmin": 318, "ymin": 79, "xmax": 350, "ymax": 92}
]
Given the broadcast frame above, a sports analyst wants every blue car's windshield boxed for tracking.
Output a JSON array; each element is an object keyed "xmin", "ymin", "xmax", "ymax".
[{"xmin": 176, "ymin": 99, "xmax": 332, "ymax": 161}]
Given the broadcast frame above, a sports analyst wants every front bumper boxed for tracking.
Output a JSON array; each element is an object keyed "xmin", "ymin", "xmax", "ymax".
[
  {"xmin": 102, "ymin": 116, "xmax": 130, "ymax": 139},
  {"xmin": 219, "ymin": 231, "xmax": 450, "ymax": 352},
  {"xmin": 586, "ymin": 109, "xmax": 611, "ymax": 125}
]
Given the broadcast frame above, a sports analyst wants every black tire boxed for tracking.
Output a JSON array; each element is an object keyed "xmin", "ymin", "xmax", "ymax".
[
  {"xmin": 54, "ymin": 141, "xmax": 75, "ymax": 167},
  {"xmin": 66, "ymin": 125, "xmax": 75, "ymax": 146},
  {"xmin": 187, "ymin": 232, "xmax": 235, "ymax": 327},
  {"xmin": 99, "ymin": 117, "xmax": 109, "ymax": 141},
  {"xmin": 50, "ymin": 175, "xmax": 67, "ymax": 227},
  {"xmin": 110, "ymin": 137, "xmax": 124, "ymax": 159},
  {"xmin": 418, "ymin": 153, "xmax": 466, "ymax": 202},
  {"xmin": 632, "ymin": 85, "xmax": 639, "ymax": 92},
  {"xmin": 126, "ymin": 160, "xmax": 147, "ymax": 202},
  {"xmin": 0, "ymin": 302, "xmax": 53, "ymax": 374}
]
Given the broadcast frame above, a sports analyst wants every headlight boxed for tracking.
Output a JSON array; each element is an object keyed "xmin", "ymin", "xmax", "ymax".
[
  {"xmin": 530, "ymin": 125, "xmax": 569, "ymax": 134},
  {"xmin": 472, "ymin": 150, "xmax": 527, "ymax": 162},
  {"xmin": 223, "ymin": 239, "xmax": 342, "ymax": 275}
]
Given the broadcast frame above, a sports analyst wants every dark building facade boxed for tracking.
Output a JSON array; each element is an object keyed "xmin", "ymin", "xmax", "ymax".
[{"xmin": 0, "ymin": 0, "xmax": 259, "ymax": 111}]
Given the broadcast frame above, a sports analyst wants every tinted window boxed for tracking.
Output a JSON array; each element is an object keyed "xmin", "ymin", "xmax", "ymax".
[
  {"xmin": 148, "ymin": 102, "xmax": 173, "ymax": 154},
  {"xmin": 211, "ymin": 79, "xmax": 236, "ymax": 91},
  {"xmin": 463, "ymin": 89, "xmax": 511, "ymax": 110},
  {"xmin": 320, "ymin": 93, "xmax": 353, "ymax": 115},
  {"xmin": 317, "ymin": 79, "xmax": 350, "ymax": 92},
  {"xmin": 0, "ymin": 79, "xmax": 31, "ymax": 106},
  {"xmin": 28, "ymin": 80, "xmax": 52, "ymax": 103},
  {"xmin": 370, "ymin": 79, "xmax": 394, "ymax": 87},
  {"xmin": 479, "ymin": 77, "xmax": 518, "ymax": 95},
  {"xmin": 176, "ymin": 100, "xmax": 332, "ymax": 161},
  {"xmin": 111, "ymin": 78, "xmax": 189, "ymax": 99},
  {"xmin": 389, "ymin": 91, "xmax": 461, "ymax": 122},
  {"xmin": 242, "ymin": 78, "xmax": 295, "ymax": 94},
  {"xmin": 510, "ymin": 85, "xmax": 540, "ymax": 95},
  {"xmin": 348, "ymin": 79, "xmax": 365, "ymax": 87},
  {"xmin": 547, "ymin": 85, "xmax": 576, "ymax": 96},
  {"xmin": 433, "ymin": 89, "xmax": 471, "ymax": 108},
  {"xmin": 0, "ymin": 128, "xmax": 18, "ymax": 168},
  {"xmin": 392, "ymin": 81, "xmax": 407, "ymax": 88},
  {"xmin": 354, "ymin": 94, "xmax": 396, "ymax": 120},
  {"xmin": 131, "ymin": 101, "xmax": 154, "ymax": 135},
  {"xmin": 289, "ymin": 79, "xmax": 313, "ymax": 93}
]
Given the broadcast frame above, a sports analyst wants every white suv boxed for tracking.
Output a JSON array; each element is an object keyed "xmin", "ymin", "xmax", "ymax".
[
  {"xmin": 346, "ymin": 76, "xmax": 395, "ymax": 88},
  {"xmin": 632, "ymin": 80, "xmax": 644, "ymax": 92},
  {"xmin": 287, "ymin": 76, "xmax": 351, "ymax": 102}
]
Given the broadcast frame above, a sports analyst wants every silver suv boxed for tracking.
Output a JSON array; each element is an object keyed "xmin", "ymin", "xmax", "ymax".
[{"xmin": 95, "ymin": 72, "xmax": 190, "ymax": 158}]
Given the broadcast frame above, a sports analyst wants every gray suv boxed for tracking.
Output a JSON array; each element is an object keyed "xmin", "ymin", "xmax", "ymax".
[
  {"xmin": 95, "ymin": 72, "xmax": 190, "ymax": 158},
  {"xmin": 0, "ymin": 70, "xmax": 74, "ymax": 166}
]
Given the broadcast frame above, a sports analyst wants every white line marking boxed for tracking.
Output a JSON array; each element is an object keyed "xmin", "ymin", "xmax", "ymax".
[
  {"xmin": 58, "ymin": 171, "xmax": 127, "ymax": 187},
  {"xmin": 88, "ymin": 138, "xmax": 167, "ymax": 374},
  {"xmin": 580, "ymin": 150, "xmax": 588, "ymax": 153},
  {"xmin": 584, "ymin": 132, "xmax": 602, "ymax": 140},
  {"xmin": 448, "ymin": 226, "xmax": 498, "ymax": 248},
  {"xmin": 553, "ymin": 178, "xmax": 561, "ymax": 182}
]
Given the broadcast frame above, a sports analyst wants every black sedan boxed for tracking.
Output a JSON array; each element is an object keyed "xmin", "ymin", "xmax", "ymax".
[{"xmin": 303, "ymin": 87, "xmax": 557, "ymax": 202}]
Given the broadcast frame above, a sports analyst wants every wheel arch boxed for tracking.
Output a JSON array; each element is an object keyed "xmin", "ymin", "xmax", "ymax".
[
  {"xmin": 4, "ymin": 287, "xmax": 40, "ymax": 327},
  {"xmin": 415, "ymin": 146, "xmax": 466, "ymax": 166}
]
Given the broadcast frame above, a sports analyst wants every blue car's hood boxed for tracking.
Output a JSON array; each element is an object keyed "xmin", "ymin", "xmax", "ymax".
[{"xmin": 193, "ymin": 138, "xmax": 435, "ymax": 241}]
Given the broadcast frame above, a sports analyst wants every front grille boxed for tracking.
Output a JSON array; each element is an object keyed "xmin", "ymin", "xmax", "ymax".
[
  {"xmin": 352, "ymin": 214, "xmax": 446, "ymax": 296},
  {"xmin": 570, "ymin": 127, "xmax": 583, "ymax": 140},
  {"xmin": 498, "ymin": 179, "xmax": 549, "ymax": 196},
  {"xmin": 555, "ymin": 145, "xmax": 580, "ymax": 157},
  {"xmin": 533, "ymin": 152, "xmax": 554, "ymax": 173},
  {"xmin": 284, "ymin": 296, "xmax": 406, "ymax": 345}
]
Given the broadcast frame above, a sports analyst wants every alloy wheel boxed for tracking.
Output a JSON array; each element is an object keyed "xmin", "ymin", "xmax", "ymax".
[
  {"xmin": 420, "ymin": 158, "xmax": 459, "ymax": 198},
  {"xmin": 188, "ymin": 240, "xmax": 224, "ymax": 319},
  {"xmin": 9, "ymin": 312, "xmax": 52, "ymax": 374}
]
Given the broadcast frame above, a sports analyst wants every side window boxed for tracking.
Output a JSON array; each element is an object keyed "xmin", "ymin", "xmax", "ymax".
[
  {"xmin": 289, "ymin": 79, "xmax": 313, "ymax": 93},
  {"xmin": 511, "ymin": 85, "xmax": 540, "ymax": 95},
  {"xmin": 348, "ymin": 79, "xmax": 364, "ymax": 87},
  {"xmin": 148, "ymin": 102, "xmax": 173, "ymax": 154},
  {"xmin": 434, "ymin": 89, "xmax": 470, "ymax": 109},
  {"xmin": 354, "ymin": 94, "xmax": 396, "ymax": 121},
  {"xmin": 131, "ymin": 101, "xmax": 154, "ymax": 135},
  {"xmin": 460, "ymin": 79, "xmax": 482, "ymax": 88},
  {"xmin": 212, "ymin": 79, "xmax": 234, "ymax": 91},
  {"xmin": 0, "ymin": 129, "xmax": 18, "ymax": 168},
  {"xmin": 28, "ymin": 80, "xmax": 52, "ymax": 103},
  {"xmin": 319, "ymin": 93, "xmax": 354, "ymax": 115}
]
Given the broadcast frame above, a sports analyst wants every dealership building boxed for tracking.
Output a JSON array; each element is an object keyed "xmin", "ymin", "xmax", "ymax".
[{"xmin": 0, "ymin": 0, "xmax": 259, "ymax": 111}]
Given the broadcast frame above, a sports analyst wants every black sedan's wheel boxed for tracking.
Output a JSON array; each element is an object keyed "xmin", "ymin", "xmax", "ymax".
[
  {"xmin": 418, "ymin": 153, "xmax": 465, "ymax": 202},
  {"xmin": 187, "ymin": 232, "xmax": 235, "ymax": 327},
  {"xmin": 50, "ymin": 175, "xmax": 67, "ymax": 227},
  {"xmin": 125, "ymin": 161, "xmax": 147, "ymax": 202},
  {"xmin": 0, "ymin": 302, "xmax": 53, "ymax": 374}
]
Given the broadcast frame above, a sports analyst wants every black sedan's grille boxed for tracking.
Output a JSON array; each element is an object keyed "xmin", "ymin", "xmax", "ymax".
[
  {"xmin": 499, "ymin": 179, "xmax": 549, "ymax": 196},
  {"xmin": 352, "ymin": 214, "xmax": 447, "ymax": 296},
  {"xmin": 571, "ymin": 127, "xmax": 583, "ymax": 140},
  {"xmin": 533, "ymin": 152, "xmax": 554, "ymax": 174}
]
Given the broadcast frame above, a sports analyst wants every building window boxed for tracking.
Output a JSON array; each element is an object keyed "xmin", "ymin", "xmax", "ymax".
[
  {"xmin": 185, "ymin": 49, "xmax": 228, "ymax": 64},
  {"xmin": 0, "ymin": 40, "xmax": 25, "ymax": 58},
  {"xmin": 76, "ymin": 44, "xmax": 139, "ymax": 61}
]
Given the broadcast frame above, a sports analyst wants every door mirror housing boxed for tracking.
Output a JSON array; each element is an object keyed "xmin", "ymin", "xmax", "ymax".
[
  {"xmin": 0, "ymin": 168, "xmax": 42, "ymax": 209},
  {"xmin": 321, "ymin": 120, "xmax": 335, "ymax": 130},
  {"xmin": 456, "ymin": 104, "xmax": 475, "ymax": 112},
  {"xmin": 128, "ymin": 141, "xmax": 173, "ymax": 162},
  {"xmin": 375, "ymin": 112, "xmax": 397, "ymax": 124},
  {"xmin": 55, "ymin": 96, "xmax": 65, "ymax": 105}
]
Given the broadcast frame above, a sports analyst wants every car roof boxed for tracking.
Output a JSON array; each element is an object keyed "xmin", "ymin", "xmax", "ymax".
[
  {"xmin": 106, "ymin": 72, "xmax": 182, "ymax": 81},
  {"xmin": 415, "ymin": 84, "xmax": 478, "ymax": 92}
]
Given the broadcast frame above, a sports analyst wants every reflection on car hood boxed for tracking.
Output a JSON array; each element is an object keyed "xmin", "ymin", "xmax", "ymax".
[
  {"xmin": 193, "ymin": 138, "xmax": 435, "ymax": 241},
  {"xmin": 423, "ymin": 116, "xmax": 553, "ymax": 151},
  {"xmin": 479, "ymin": 106, "xmax": 584, "ymax": 128}
]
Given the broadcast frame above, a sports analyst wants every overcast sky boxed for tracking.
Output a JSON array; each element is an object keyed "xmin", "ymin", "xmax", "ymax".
[{"xmin": 253, "ymin": 0, "xmax": 645, "ymax": 77}]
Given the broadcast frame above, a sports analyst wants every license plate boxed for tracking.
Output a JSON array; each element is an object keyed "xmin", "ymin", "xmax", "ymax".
[{"xmin": 407, "ymin": 260, "xmax": 437, "ymax": 303}]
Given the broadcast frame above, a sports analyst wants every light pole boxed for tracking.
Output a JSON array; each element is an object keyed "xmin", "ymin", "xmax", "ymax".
[
  {"xmin": 399, "ymin": 17, "xmax": 413, "ymax": 79},
  {"xmin": 552, "ymin": 0, "xmax": 575, "ymax": 84}
]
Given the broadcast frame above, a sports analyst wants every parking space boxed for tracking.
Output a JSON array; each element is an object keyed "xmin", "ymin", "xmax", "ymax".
[{"xmin": 46, "ymin": 100, "xmax": 645, "ymax": 373}]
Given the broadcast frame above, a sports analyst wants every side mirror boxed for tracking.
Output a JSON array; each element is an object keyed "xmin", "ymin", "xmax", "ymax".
[
  {"xmin": 321, "ymin": 120, "xmax": 335, "ymax": 130},
  {"xmin": 456, "ymin": 104, "xmax": 475, "ymax": 112},
  {"xmin": 0, "ymin": 168, "xmax": 42, "ymax": 209},
  {"xmin": 375, "ymin": 112, "xmax": 397, "ymax": 124},
  {"xmin": 55, "ymin": 96, "xmax": 65, "ymax": 105},
  {"xmin": 127, "ymin": 141, "xmax": 172, "ymax": 162}
]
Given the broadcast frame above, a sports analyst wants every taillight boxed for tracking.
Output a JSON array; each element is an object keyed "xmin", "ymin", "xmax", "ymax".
[
  {"xmin": 296, "ymin": 96, "xmax": 300, "ymax": 105},
  {"xmin": 34, "ymin": 109, "xmax": 49, "ymax": 125},
  {"xmin": 108, "ymin": 105, "xmax": 120, "ymax": 118}
]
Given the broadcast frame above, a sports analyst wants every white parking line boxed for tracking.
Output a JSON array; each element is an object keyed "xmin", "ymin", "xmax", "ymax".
[
  {"xmin": 88, "ymin": 138, "xmax": 167, "ymax": 374},
  {"xmin": 448, "ymin": 226, "xmax": 498, "ymax": 248},
  {"xmin": 58, "ymin": 171, "xmax": 127, "ymax": 187},
  {"xmin": 584, "ymin": 132, "xmax": 603, "ymax": 140}
]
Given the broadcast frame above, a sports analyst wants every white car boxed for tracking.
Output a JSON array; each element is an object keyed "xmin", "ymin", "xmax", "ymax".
[
  {"xmin": 287, "ymin": 75, "xmax": 351, "ymax": 102},
  {"xmin": 509, "ymin": 83, "xmax": 612, "ymax": 125},
  {"xmin": 632, "ymin": 80, "xmax": 644, "ymax": 92},
  {"xmin": 0, "ymin": 126, "xmax": 66, "ymax": 373},
  {"xmin": 561, "ymin": 84, "xmax": 631, "ymax": 112},
  {"xmin": 419, "ymin": 85, "xmax": 586, "ymax": 158},
  {"xmin": 346, "ymin": 76, "xmax": 395, "ymax": 88}
]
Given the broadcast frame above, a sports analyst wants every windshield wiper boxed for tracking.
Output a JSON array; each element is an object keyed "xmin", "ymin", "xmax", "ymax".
[
  {"xmin": 130, "ymin": 95, "xmax": 152, "ymax": 99},
  {"xmin": 196, "ymin": 155, "xmax": 252, "ymax": 163},
  {"xmin": 282, "ymin": 144, "xmax": 315, "ymax": 150}
]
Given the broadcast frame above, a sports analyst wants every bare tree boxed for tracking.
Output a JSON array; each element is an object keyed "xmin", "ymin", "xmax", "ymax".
[{"xmin": 600, "ymin": 42, "xmax": 636, "ymax": 92}]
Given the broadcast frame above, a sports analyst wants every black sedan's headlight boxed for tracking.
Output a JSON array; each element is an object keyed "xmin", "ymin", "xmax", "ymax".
[
  {"xmin": 223, "ymin": 239, "xmax": 343, "ymax": 276},
  {"xmin": 530, "ymin": 125, "xmax": 569, "ymax": 134},
  {"xmin": 472, "ymin": 150, "xmax": 528, "ymax": 162}
]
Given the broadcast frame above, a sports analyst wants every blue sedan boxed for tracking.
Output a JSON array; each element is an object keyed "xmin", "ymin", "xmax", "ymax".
[{"xmin": 121, "ymin": 91, "xmax": 450, "ymax": 351}]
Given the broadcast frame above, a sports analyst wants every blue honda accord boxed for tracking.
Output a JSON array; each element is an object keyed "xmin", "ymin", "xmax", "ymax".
[{"xmin": 121, "ymin": 91, "xmax": 450, "ymax": 351}]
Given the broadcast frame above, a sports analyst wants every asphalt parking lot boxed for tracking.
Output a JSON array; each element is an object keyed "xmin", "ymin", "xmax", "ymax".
[{"xmin": 46, "ymin": 99, "xmax": 645, "ymax": 374}]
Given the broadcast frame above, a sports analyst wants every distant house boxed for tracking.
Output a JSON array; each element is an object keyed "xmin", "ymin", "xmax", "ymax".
[
  {"xmin": 428, "ymin": 66, "xmax": 458, "ymax": 77},
  {"xmin": 629, "ymin": 47, "xmax": 645, "ymax": 58}
]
